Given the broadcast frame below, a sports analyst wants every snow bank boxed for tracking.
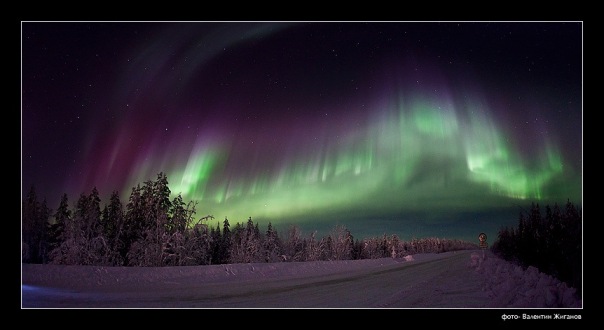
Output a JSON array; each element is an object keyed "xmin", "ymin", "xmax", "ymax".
[{"xmin": 468, "ymin": 252, "xmax": 582, "ymax": 308}]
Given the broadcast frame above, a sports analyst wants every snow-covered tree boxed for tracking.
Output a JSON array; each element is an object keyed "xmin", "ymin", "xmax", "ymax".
[
  {"xmin": 48, "ymin": 193, "xmax": 70, "ymax": 264},
  {"xmin": 282, "ymin": 224, "xmax": 304, "ymax": 261},
  {"xmin": 264, "ymin": 222, "xmax": 282, "ymax": 262},
  {"xmin": 124, "ymin": 173, "xmax": 176, "ymax": 266},
  {"xmin": 101, "ymin": 191, "xmax": 125, "ymax": 266},
  {"xmin": 245, "ymin": 217, "xmax": 263, "ymax": 262},
  {"xmin": 304, "ymin": 231, "xmax": 321, "ymax": 261},
  {"xmin": 123, "ymin": 184, "xmax": 144, "ymax": 264},
  {"xmin": 20, "ymin": 195, "xmax": 49, "ymax": 264},
  {"xmin": 22, "ymin": 186, "xmax": 51, "ymax": 264},
  {"xmin": 329, "ymin": 225, "xmax": 353, "ymax": 260}
]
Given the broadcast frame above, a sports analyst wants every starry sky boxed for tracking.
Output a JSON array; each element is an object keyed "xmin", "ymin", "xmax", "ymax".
[{"xmin": 21, "ymin": 22, "xmax": 582, "ymax": 242}]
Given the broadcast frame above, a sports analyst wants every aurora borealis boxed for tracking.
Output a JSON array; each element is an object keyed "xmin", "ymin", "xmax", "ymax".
[{"xmin": 22, "ymin": 22, "xmax": 582, "ymax": 242}]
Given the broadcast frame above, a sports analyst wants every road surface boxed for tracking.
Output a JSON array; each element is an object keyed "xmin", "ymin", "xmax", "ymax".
[{"xmin": 22, "ymin": 250, "xmax": 493, "ymax": 308}]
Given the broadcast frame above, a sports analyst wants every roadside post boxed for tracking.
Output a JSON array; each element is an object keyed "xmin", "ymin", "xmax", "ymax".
[{"xmin": 478, "ymin": 232, "xmax": 488, "ymax": 260}]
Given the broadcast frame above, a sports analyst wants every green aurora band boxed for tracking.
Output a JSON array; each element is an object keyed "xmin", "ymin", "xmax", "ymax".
[{"xmin": 121, "ymin": 93, "xmax": 579, "ymax": 229}]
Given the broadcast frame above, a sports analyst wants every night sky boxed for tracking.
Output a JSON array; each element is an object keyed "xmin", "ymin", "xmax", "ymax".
[{"xmin": 21, "ymin": 22, "xmax": 582, "ymax": 242}]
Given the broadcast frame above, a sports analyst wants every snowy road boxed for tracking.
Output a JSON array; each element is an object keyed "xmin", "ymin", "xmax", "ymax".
[{"xmin": 23, "ymin": 250, "xmax": 499, "ymax": 308}]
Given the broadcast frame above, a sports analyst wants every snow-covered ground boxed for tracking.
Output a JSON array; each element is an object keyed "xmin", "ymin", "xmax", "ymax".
[{"xmin": 21, "ymin": 250, "xmax": 581, "ymax": 308}]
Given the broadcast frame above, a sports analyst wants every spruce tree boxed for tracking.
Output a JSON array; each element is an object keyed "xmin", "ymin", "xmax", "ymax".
[
  {"xmin": 22, "ymin": 185, "xmax": 49, "ymax": 263},
  {"xmin": 221, "ymin": 217, "xmax": 231, "ymax": 263},
  {"xmin": 210, "ymin": 222, "xmax": 222, "ymax": 263},
  {"xmin": 104, "ymin": 191, "xmax": 125, "ymax": 265},
  {"xmin": 48, "ymin": 193, "xmax": 71, "ymax": 263},
  {"xmin": 264, "ymin": 222, "xmax": 281, "ymax": 262}
]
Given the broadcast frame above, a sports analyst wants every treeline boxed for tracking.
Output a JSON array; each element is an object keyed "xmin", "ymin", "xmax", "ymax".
[
  {"xmin": 22, "ymin": 172, "xmax": 477, "ymax": 267},
  {"xmin": 491, "ymin": 200, "xmax": 582, "ymax": 294}
]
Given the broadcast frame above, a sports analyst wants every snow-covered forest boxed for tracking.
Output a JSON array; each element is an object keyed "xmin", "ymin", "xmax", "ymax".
[{"xmin": 22, "ymin": 172, "xmax": 478, "ymax": 267}]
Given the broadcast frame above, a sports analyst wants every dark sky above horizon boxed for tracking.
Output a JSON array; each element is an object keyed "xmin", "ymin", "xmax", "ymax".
[{"xmin": 21, "ymin": 22, "xmax": 582, "ymax": 242}]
